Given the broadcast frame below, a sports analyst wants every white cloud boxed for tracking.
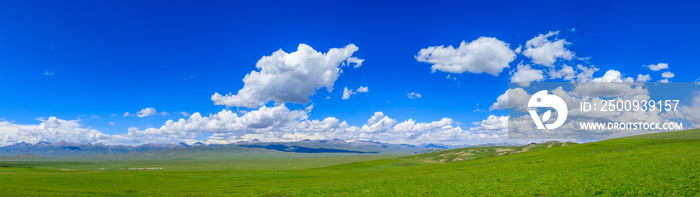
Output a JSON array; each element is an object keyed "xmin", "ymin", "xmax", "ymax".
[
  {"xmin": 211, "ymin": 44, "xmax": 362, "ymax": 108},
  {"xmin": 407, "ymin": 92, "xmax": 422, "ymax": 99},
  {"xmin": 571, "ymin": 70, "xmax": 646, "ymax": 98},
  {"xmin": 300, "ymin": 112, "xmax": 507, "ymax": 145},
  {"xmin": 548, "ymin": 64, "xmax": 576, "ymax": 80},
  {"xmin": 490, "ymin": 88, "xmax": 530, "ymax": 111},
  {"xmin": 391, "ymin": 118, "xmax": 459, "ymax": 142},
  {"xmin": 342, "ymin": 87, "xmax": 354, "ymax": 100},
  {"xmin": 123, "ymin": 112, "xmax": 130, "ymax": 117},
  {"xmin": 510, "ymin": 63, "xmax": 544, "ymax": 83},
  {"xmin": 361, "ymin": 112, "xmax": 398, "ymax": 134},
  {"xmin": 574, "ymin": 64, "xmax": 600, "ymax": 82},
  {"xmin": 646, "ymin": 63, "xmax": 668, "ymax": 71},
  {"xmin": 0, "ymin": 117, "xmax": 110, "ymax": 146},
  {"xmin": 342, "ymin": 86, "xmax": 369, "ymax": 100},
  {"xmin": 416, "ymin": 37, "xmax": 516, "ymax": 76},
  {"xmin": 546, "ymin": 64, "xmax": 600, "ymax": 82},
  {"xmin": 128, "ymin": 105, "xmax": 308, "ymax": 138},
  {"xmin": 470, "ymin": 115, "xmax": 508, "ymax": 135},
  {"xmin": 572, "ymin": 81, "xmax": 647, "ymax": 98},
  {"xmin": 346, "ymin": 57, "xmax": 364, "ymax": 68},
  {"xmin": 180, "ymin": 112, "xmax": 189, "ymax": 117},
  {"xmin": 0, "ymin": 108, "xmax": 519, "ymax": 146},
  {"xmin": 590, "ymin": 70, "xmax": 634, "ymax": 82},
  {"xmin": 661, "ymin": 71, "xmax": 675, "ymax": 79},
  {"xmin": 659, "ymin": 79, "xmax": 670, "ymax": 83},
  {"xmin": 109, "ymin": 122, "xmax": 115, "ymax": 125},
  {"xmin": 125, "ymin": 107, "xmax": 512, "ymax": 145},
  {"xmin": 42, "ymin": 71, "xmax": 54, "ymax": 76},
  {"xmin": 670, "ymin": 91, "xmax": 700, "ymax": 128},
  {"xmin": 522, "ymin": 31, "xmax": 574, "ymax": 67},
  {"xmin": 356, "ymin": 86, "xmax": 369, "ymax": 93},
  {"xmin": 137, "ymin": 107, "xmax": 158, "ymax": 118},
  {"xmin": 636, "ymin": 74, "xmax": 651, "ymax": 82}
]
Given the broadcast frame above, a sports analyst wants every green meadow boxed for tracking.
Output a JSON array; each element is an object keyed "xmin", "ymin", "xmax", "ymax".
[{"xmin": 1, "ymin": 129, "xmax": 699, "ymax": 196}]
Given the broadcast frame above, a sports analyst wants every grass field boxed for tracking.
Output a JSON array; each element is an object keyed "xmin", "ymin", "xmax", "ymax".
[{"xmin": 1, "ymin": 129, "xmax": 699, "ymax": 196}]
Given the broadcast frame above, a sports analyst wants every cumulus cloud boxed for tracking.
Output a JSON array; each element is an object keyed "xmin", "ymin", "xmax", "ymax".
[
  {"xmin": 137, "ymin": 107, "xmax": 158, "ymax": 118},
  {"xmin": 390, "ymin": 118, "xmax": 466, "ymax": 144},
  {"xmin": 546, "ymin": 64, "xmax": 600, "ymax": 82},
  {"xmin": 589, "ymin": 70, "xmax": 634, "ymax": 82},
  {"xmin": 511, "ymin": 63, "xmax": 544, "ymax": 83},
  {"xmin": 548, "ymin": 64, "xmax": 576, "ymax": 80},
  {"xmin": 346, "ymin": 57, "xmax": 364, "ymax": 68},
  {"xmin": 342, "ymin": 87, "xmax": 354, "ymax": 100},
  {"xmin": 670, "ymin": 91, "xmax": 700, "ymax": 128},
  {"xmin": 360, "ymin": 112, "xmax": 398, "ymax": 134},
  {"xmin": 636, "ymin": 74, "xmax": 651, "ymax": 82},
  {"xmin": 407, "ymin": 92, "xmax": 422, "ymax": 99},
  {"xmin": 416, "ymin": 37, "xmax": 516, "ymax": 76},
  {"xmin": 342, "ymin": 86, "xmax": 369, "ymax": 100},
  {"xmin": 490, "ymin": 88, "xmax": 530, "ymax": 111},
  {"xmin": 0, "ymin": 108, "xmax": 520, "ymax": 146},
  {"xmin": 0, "ymin": 117, "xmax": 110, "ymax": 146},
  {"xmin": 211, "ymin": 44, "xmax": 363, "ymax": 108},
  {"xmin": 646, "ymin": 63, "xmax": 668, "ymax": 71},
  {"xmin": 123, "ymin": 112, "xmax": 130, "ymax": 117},
  {"xmin": 356, "ymin": 86, "xmax": 369, "ymax": 93},
  {"xmin": 661, "ymin": 71, "xmax": 675, "ymax": 79},
  {"xmin": 522, "ymin": 31, "xmax": 574, "ymax": 67},
  {"xmin": 572, "ymin": 82, "xmax": 647, "ymax": 98},
  {"xmin": 470, "ymin": 115, "xmax": 508, "ymax": 135},
  {"xmin": 574, "ymin": 64, "xmax": 600, "ymax": 82},
  {"xmin": 127, "ymin": 105, "xmax": 308, "ymax": 138},
  {"xmin": 120, "ymin": 107, "xmax": 509, "ymax": 145},
  {"xmin": 571, "ymin": 70, "xmax": 647, "ymax": 98},
  {"xmin": 298, "ymin": 112, "xmax": 508, "ymax": 145}
]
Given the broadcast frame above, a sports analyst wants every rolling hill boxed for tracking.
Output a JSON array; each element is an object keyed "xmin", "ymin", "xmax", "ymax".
[{"xmin": 404, "ymin": 140, "xmax": 572, "ymax": 163}]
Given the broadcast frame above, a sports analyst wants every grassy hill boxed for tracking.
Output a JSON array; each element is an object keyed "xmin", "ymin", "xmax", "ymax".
[
  {"xmin": 1, "ymin": 130, "xmax": 699, "ymax": 196},
  {"xmin": 404, "ymin": 140, "xmax": 572, "ymax": 163}
]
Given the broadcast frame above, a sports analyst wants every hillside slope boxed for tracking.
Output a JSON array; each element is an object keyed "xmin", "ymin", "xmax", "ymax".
[{"xmin": 404, "ymin": 140, "xmax": 572, "ymax": 163}]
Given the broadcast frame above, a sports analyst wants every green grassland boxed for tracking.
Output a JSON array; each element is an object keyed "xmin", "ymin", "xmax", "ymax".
[
  {"xmin": 1, "ymin": 130, "xmax": 699, "ymax": 196},
  {"xmin": 0, "ymin": 152, "xmax": 404, "ymax": 171}
]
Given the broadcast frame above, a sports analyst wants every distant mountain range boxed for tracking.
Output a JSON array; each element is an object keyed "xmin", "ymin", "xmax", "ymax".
[
  {"xmin": 0, "ymin": 139, "xmax": 473, "ymax": 157},
  {"xmin": 0, "ymin": 141, "xmax": 191, "ymax": 157}
]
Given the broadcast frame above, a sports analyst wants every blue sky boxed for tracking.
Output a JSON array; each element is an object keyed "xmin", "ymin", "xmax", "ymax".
[{"xmin": 0, "ymin": 0, "xmax": 699, "ymax": 145}]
